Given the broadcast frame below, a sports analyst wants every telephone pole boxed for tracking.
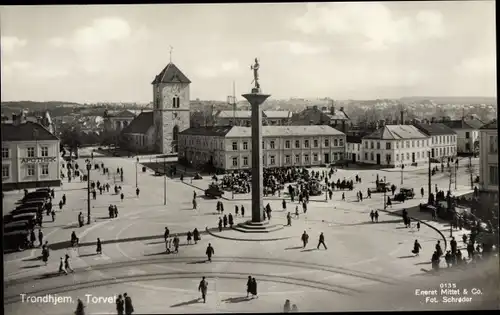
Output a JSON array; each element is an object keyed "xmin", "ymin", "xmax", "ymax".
[{"xmin": 428, "ymin": 152, "xmax": 432, "ymax": 204}]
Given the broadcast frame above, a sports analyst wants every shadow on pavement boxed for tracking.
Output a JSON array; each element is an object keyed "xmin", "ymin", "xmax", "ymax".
[
  {"xmin": 415, "ymin": 261, "xmax": 431, "ymax": 265},
  {"xmin": 79, "ymin": 253, "xmax": 98, "ymax": 258},
  {"xmin": 301, "ymin": 248, "xmax": 317, "ymax": 252},
  {"xmin": 144, "ymin": 252, "xmax": 170, "ymax": 257},
  {"xmin": 284, "ymin": 246, "xmax": 302, "ymax": 250},
  {"xmin": 171, "ymin": 298, "xmax": 202, "ymax": 308},
  {"xmin": 222, "ymin": 296, "xmax": 251, "ymax": 303},
  {"xmin": 21, "ymin": 265, "xmax": 41, "ymax": 269},
  {"xmin": 22, "ymin": 256, "xmax": 42, "ymax": 262},
  {"xmin": 187, "ymin": 260, "xmax": 207, "ymax": 264},
  {"xmin": 62, "ymin": 223, "xmax": 80, "ymax": 230},
  {"xmin": 397, "ymin": 255, "xmax": 416, "ymax": 259}
]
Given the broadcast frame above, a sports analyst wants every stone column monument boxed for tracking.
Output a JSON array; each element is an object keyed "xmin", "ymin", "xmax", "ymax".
[{"xmin": 242, "ymin": 58, "xmax": 270, "ymax": 223}]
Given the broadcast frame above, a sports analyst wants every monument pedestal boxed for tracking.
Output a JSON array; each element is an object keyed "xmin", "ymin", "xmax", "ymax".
[{"xmin": 232, "ymin": 220, "xmax": 284, "ymax": 233}]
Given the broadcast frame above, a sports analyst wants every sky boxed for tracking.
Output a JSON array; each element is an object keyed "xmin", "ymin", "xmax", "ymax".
[{"xmin": 0, "ymin": 2, "xmax": 496, "ymax": 103}]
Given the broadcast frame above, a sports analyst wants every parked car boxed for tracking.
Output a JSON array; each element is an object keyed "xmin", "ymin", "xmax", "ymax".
[
  {"xmin": 419, "ymin": 203, "xmax": 436, "ymax": 213},
  {"xmin": 399, "ymin": 188, "xmax": 415, "ymax": 199},
  {"xmin": 205, "ymin": 184, "xmax": 224, "ymax": 199},
  {"xmin": 4, "ymin": 230, "xmax": 30, "ymax": 251},
  {"xmin": 370, "ymin": 181, "xmax": 391, "ymax": 193},
  {"xmin": 4, "ymin": 213, "xmax": 37, "ymax": 226},
  {"xmin": 10, "ymin": 207, "xmax": 39, "ymax": 216},
  {"xmin": 22, "ymin": 191, "xmax": 51, "ymax": 202},
  {"xmin": 4, "ymin": 221, "xmax": 32, "ymax": 233},
  {"xmin": 35, "ymin": 188, "xmax": 51, "ymax": 193},
  {"xmin": 17, "ymin": 201, "xmax": 45, "ymax": 213}
]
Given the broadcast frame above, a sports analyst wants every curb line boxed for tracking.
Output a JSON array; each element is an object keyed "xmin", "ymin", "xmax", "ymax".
[{"xmin": 205, "ymin": 227, "xmax": 292, "ymax": 242}]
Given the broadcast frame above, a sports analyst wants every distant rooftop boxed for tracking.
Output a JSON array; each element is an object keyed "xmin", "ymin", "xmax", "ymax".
[
  {"xmin": 151, "ymin": 62, "xmax": 191, "ymax": 84},
  {"xmin": 180, "ymin": 125, "xmax": 345, "ymax": 138},
  {"xmin": 363, "ymin": 125, "xmax": 428, "ymax": 140}
]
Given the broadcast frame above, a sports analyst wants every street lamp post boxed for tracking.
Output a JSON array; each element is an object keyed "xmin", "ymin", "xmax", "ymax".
[
  {"xmin": 400, "ymin": 165, "xmax": 404, "ymax": 185},
  {"xmin": 163, "ymin": 157, "xmax": 167, "ymax": 206},
  {"xmin": 135, "ymin": 157, "xmax": 139, "ymax": 188},
  {"xmin": 86, "ymin": 162, "xmax": 91, "ymax": 225},
  {"xmin": 383, "ymin": 176, "xmax": 387, "ymax": 210}
]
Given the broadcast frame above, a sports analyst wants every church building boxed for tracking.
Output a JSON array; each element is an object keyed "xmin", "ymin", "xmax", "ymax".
[{"xmin": 121, "ymin": 62, "xmax": 191, "ymax": 154}]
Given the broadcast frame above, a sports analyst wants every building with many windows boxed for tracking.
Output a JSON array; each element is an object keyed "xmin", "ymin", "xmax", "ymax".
[
  {"xmin": 412, "ymin": 122, "xmax": 457, "ymax": 160},
  {"xmin": 178, "ymin": 125, "xmax": 346, "ymax": 171},
  {"xmin": 2, "ymin": 120, "xmax": 61, "ymax": 191},
  {"xmin": 441, "ymin": 118, "xmax": 484, "ymax": 155},
  {"xmin": 290, "ymin": 105, "xmax": 350, "ymax": 132},
  {"xmin": 346, "ymin": 136, "xmax": 362, "ymax": 163},
  {"xmin": 361, "ymin": 125, "xmax": 430, "ymax": 167},
  {"xmin": 479, "ymin": 120, "xmax": 498, "ymax": 193}
]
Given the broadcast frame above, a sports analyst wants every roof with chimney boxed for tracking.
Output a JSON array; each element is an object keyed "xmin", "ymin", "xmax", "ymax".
[
  {"xmin": 121, "ymin": 111, "xmax": 154, "ymax": 134},
  {"xmin": 363, "ymin": 125, "xmax": 428, "ymax": 140},
  {"xmin": 216, "ymin": 110, "xmax": 292, "ymax": 119},
  {"xmin": 291, "ymin": 106, "xmax": 349, "ymax": 126},
  {"xmin": 441, "ymin": 118, "xmax": 484, "ymax": 130},
  {"xmin": 105, "ymin": 109, "xmax": 138, "ymax": 118},
  {"xmin": 480, "ymin": 119, "xmax": 497, "ymax": 130},
  {"xmin": 151, "ymin": 62, "xmax": 191, "ymax": 84},
  {"xmin": 412, "ymin": 122, "xmax": 457, "ymax": 136},
  {"xmin": 1, "ymin": 121, "xmax": 59, "ymax": 142},
  {"xmin": 180, "ymin": 125, "xmax": 345, "ymax": 138}
]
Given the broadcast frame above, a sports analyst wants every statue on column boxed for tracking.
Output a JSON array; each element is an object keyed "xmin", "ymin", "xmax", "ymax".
[{"xmin": 250, "ymin": 58, "xmax": 260, "ymax": 89}]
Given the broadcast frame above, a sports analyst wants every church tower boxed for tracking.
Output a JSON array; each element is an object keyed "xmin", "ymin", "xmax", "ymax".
[{"xmin": 151, "ymin": 62, "xmax": 191, "ymax": 154}]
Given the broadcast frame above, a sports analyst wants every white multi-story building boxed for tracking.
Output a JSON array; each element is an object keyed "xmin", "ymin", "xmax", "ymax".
[
  {"xmin": 2, "ymin": 121, "xmax": 61, "ymax": 191},
  {"xmin": 441, "ymin": 118, "xmax": 484, "ymax": 154},
  {"xmin": 413, "ymin": 122, "xmax": 457, "ymax": 160},
  {"xmin": 479, "ymin": 120, "xmax": 498, "ymax": 193},
  {"xmin": 214, "ymin": 110, "xmax": 292, "ymax": 126},
  {"xmin": 361, "ymin": 125, "xmax": 430, "ymax": 167},
  {"xmin": 346, "ymin": 136, "xmax": 362, "ymax": 163},
  {"xmin": 178, "ymin": 125, "xmax": 346, "ymax": 170}
]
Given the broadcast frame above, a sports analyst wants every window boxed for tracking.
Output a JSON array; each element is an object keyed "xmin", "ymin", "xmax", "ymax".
[
  {"xmin": 357, "ymin": 144, "xmax": 360, "ymax": 150},
  {"xmin": 295, "ymin": 154, "xmax": 300, "ymax": 164},
  {"xmin": 243, "ymin": 142, "xmax": 248, "ymax": 150},
  {"xmin": 386, "ymin": 154, "xmax": 391, "ymax": 162},
  {"xmin": 2, "ymin": 165, "xmax": 9, "ymax": 178},
  {"xmin": 27, "ymin": 164, "xmax": 35, "ymax": 176},
  {"xmin": 243, "ymin": 156, "xmax": 248, "ymax": 166},
  {"xmin": 295, "ymin": 140, "xmax": 300, "ymax": 148},
  {"xmin": 270, "ymin": 155, "xmax": 275, "ymax": 165},
  {"xmin": 396, "ymin": 142, "xmax": 399, "ymax": 149},
  {"xmin": 270, "ymin": 141, "xmax": 275, "ymax": 149},
  {"xmin": 406, "ymin": 141, "xmax": 410, "ymax": 148},
  {"xmin": 489, "ymin": 166, "xmax": 498, "ymax": 185},
  {"xmin": 417, "ymin": 152, "xmax": 420, "ymax": 158},
  {"xmin": 304, "ymin": 140, "xmax": 309, "ymax": 148},
  {"xmin": 41, "ymin": 164, "xmax": 49, "ymax": 176},
  {"xmin": 334, "ymin": 139, "xmax": 338, "ymax": 146},
  {"xmin": 365, "ymin": 141, "xmax": 368, "ymax": 149},
  {"xmin": 489, "ymin": 136, "xmax": 498, "ymax": 153},
  {"xmin": 333, "ymin": 153, "xmax": 338, "ymax": 161},
  {"xmin": 232, "ymin": 142, "xmax": 237, "ymax": 150},
  {"xmin": 313, "ymin": 139, "xmax": 318, "ymax": 148},
  {"xmin": 401, "ymin": 141, "xmax": 404, "ymax": 149},
  {"xmin": 285, "ymin": 140, "xmax": 290, "ymax": 149},
  {"xmin": 406, "ymin": 153, "xmax": 410, "ymax": 160},
  {"xmin": 364, "ymin": 153, "xmax": 368, "ymax": 160},
  {"xmin": 304, "ymin": 154, "xmax": 309, "ymax": 163},
  {"xmin": 324, "ymin": 139, "xmax": 329, "ymax": 147},
  {"xmin": 232, "ymin": 157, "xmax": 238, "ymax": 167},
  {"xmin": 262, "ymin": 141, "xmax": 265, "ymax": 149},
  {"xmin": 401, "ymin": 154, "xmax": 404, "ymax": 161},
  {"xmin": 27, "ymin": 147, "xmax": 35, "ymax": 157},
  {"xmin": 370, "ymin": 142, "xmax": 374, "ymax": 149},
  {"xmin": 1, "ymin": 148, "xmax": 8, "ymax": 159},
  {"xmin": 396, "ymin": 154, "xmax": 399, "ymax": 161},
  {"xmin": 41, "ymin": 146, "xmax": 49, "ymax": 157},
  {"xmin": 465, "ymin": 132, "xmax": 470, "ymax": 139},
  {"xmin": 386, "ymin": 142, "xmax": 391, "ymax": 150},
  {"xmin": 285, "ymin": 155, "xmax": 291, "ymax": 164},
  {"xmin": 339, "ymin": 139, "xmax": 343, "ymax": 146},
  {"xmin": 376, "ymin": 142, "xmax": 380, "ymax": 149},
  {"xmin": 370, "ymin": 152, "xmax": 374, "ymax": 161},
  {"xmin": 313, "ymin": 153, "xmax": 318, "ymax": 162}
]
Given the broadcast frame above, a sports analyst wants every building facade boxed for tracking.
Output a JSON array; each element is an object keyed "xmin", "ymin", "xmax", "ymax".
[
  {"xmin": 361, "ymin": 125, "xmax": 430, "ymax": 167},
  {"xmin": 346, "ymin": 136, "xmax": 362, "ymax": 163},
  {"xmin": 290, "ymin": 105, "xmax": 350, "ymax": 132},
  {"xmin": 214, "ymin": 110, "xmax": 292, "ymax": 126},
  {"xmin": 413, "ymin": 122, "xmax": 457, "ymax": 160},
  {"xmin": 103, "ymin": 110, "xmax": 138, "ymax": 132},
  {"xmin": 2, "ymin": 121, "xmax": 61, "ymax": 191},
  {"xmin": 479, "ymin": 120, "xmax": 498, "ymax": 193},
  {"xmin": 151, "ymin": 62, "xmax": 191, "ymax": 154},
  {"xmin": 121, "ymin": 111, "xmax": 156, "ymax": 153},
  {"xmin": 178, "ymin": 125, "xmax": 346, "ymax": 171},
  {"xmin": 441, "ymin": 118, "xmax": 483, "ymax": 154}
]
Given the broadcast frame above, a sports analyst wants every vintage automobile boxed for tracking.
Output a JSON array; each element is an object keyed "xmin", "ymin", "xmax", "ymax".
[
  {"xmin": 308, "ymin": 181, "xmax": 323, "ymax": 196},
  {"xmin": 4, "ymin": 221, "xmax": 32, "ymax": 234},
  {"xmin": 193, "ymin": 173, "xmax": 203, "ymax": 180},
  {"xmin": 21, "ymin": 199, "xmax": 47, "ymax": 210},
  {"xmin": 4, "ymin": 230, "xmax": 30, "ymax": 251},
  {"xmin": 22, "ymin": 191, "xmax": 51, "ymax": 202},
  {"xmin": 4, "ymin": 213, "xmax": 37, "ymax": 226},
  {"xmin": 35, "ymin": 188, "xmax": 51, "ymax": 193},
  {"xmin": 10, "ymin": 206, "xmax": 40, "ymax": 216},
  {"xmin": 419, "ymin": 203, "xmax": 437, "ymax": 213},
  {"xmin": 205, "ymin": 183, "xmax": 224, "ymax": 199},
  {"xmin": 399, "ymin": 188, "xmax": 415, "ymax": 199},
  {"xmin": 334, "ymin": 180, "xmax": 354, "ymax": 191},
  {"xmin": 371, "ymin": 181, "xmax": 391, "ymax": 193}
]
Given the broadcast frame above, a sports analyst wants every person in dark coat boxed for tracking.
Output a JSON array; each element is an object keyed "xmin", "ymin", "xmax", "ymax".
[
  {"xmin": 220, "ymin": 202, "xmax": 224, "ymax": 214},
  {"xmin": 206, "ymin": 243, "xmax": 215, "ymax": 262},
  {"xmin": 450, "ymin": 237, "xmax": 457, "ymax": 254},
  {"xmin": 370, "ymin": 210, "xmax": 375, "ymax": 222},
  {"xmin": 198, "ymin": 277, "xmax": 208, "ymax": 303},
  {"xmin": 246, "ymin": 275, "xmax": 252, "ymax": 297},
  {"xmin": 62, "ymin": 194, "xmax": 66, "ymax": 205},
  {"xmin": 187, "ymin": 231, "xmax": 193, "ymax": 244},
  {"xmin": 317, "ymin": 232, "xmax": 327, "ymax": 250},
  {"xmin": 96, "ymin": 238, "xmax": 102, "ymax": 254},
  {"xmin": 282, "ymin": 199, "xmax": 287, "ymax": 211},
  {"xmin": 301, "ymin": 231, "xmax": 309, "ymax": 248},
  {"xmin": 164, "ymin": 227, "xmax": 170, "ymax": 242},
  {"xmin": 75, "ymin": 298, "xmax": 85, "ymax": 315},
  {"xmin": 228, "ymin": 213, "xmax": 234, "ymax": 227},
  {"xmin": 435, "ymin": 240, "xmax": 443, "ymax": 257},
  {"xmin": 412, "ymin": 240, "xmax": 422, "ymax": 255},
  {"xmin": 124, "ymin": 293, "xmax": 134, "ymax": 314},
  {"xmin": 116, "ymin": 294, "xmax": 124, "ymax": 315},
  {"xmin": 235, "ymin": 205, "xmax": 239, "ymax": 216},
  {"xmin": 218, "ymin": 217, "xmax": 223, "ymax": 232},
  {"xmin": 241, "ymin": 205, "xmax": 245, "ymax": 217},
  {"xmin": 120, "ymin": 192, "xmax": 124, "ymax": 201},
  {"xmin": 374, "ymin": 210, "xmax": 379, "ymax": 223},
  {"xmin": 250, "ymin": 277, "xmax": 257, "ymax": 298},
  {"xmin": 59, "ymin": 200, "xmax": 63, "ymax": 210},
  {"xmin": 38, "ymin": 229, "xmax": 44, "ymax": 247},
  {"xmin": 193, "ymin": 228, "xmax": 200, "ymax": 244},
  {"xmin": 42, "ymin": 246, "xmax": 49, "ymax": 265},
  {"xmin": 136, "ymin": 188, "xmax": 140, "ymax": 197}
]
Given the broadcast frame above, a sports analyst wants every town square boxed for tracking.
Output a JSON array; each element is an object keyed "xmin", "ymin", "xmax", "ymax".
[{"xmin": 2, "ymin": 2, "xmax": 498, "ymax": 314}]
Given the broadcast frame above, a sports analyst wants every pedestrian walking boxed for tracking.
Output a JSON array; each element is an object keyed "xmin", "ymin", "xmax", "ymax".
[
  {"xmin": 284, "ymin": 299, "xmax": 291, "ymax": 313},
  {"xmin": 317, "ymin": 232, "xmax": 327, "ymax": 250},
  {"xmin": 164, "ymin": 227, "xmax": 170, "ymax": 242},
  {"xmin": 187, "ymin": 231, "xmax": 193, "ymax": 244},
  {"xmin": 286, "ymin": 212, "xmax": 292, "ymax": 226},
  {"xmin": 412, "ymin": 240, "xmax": 422, "ymax": 256},
  {"xmin": 75, "ymin": 298, "xmax": 85, "ymax": 315},
  {"xmin": 62, "ymin": 194, "xmax": 66, "ymax": 205},
  {"xmin": 59, "ymin": 257, "xmax": 68, "ymax": 275},
  {"xmin": 96, "ymin": 238, "xmax": 102, "ymax": 255},
  {"xmin": 65, "ymin": 253, "xmax": 74, "ymax": 272},
  {"xmin": 370, "ymin": 210, "xmax": 375, "ymax": 222},
  {"xmin": 193, "ymin": 228, "xmax": 200, "ymax": 244},
  {"xmin": 228, "ymin": 213, "xmax": 234, "ymax": 228},
  {"xmin": 206, "ymin": 243, "xmax": 215, "ymax": 262},
  {"xmin": 120, "ymin": 192, "xmax": 124, "ymax": 201},
  {"xmin": 124, "ymin": 293, "xmax": 134, "ymax": 315},
  {"xmin": 51, "ymin": 210, "xmax": 56, "ymax": 222},
  {"xmin": 136, "ymin": 188, "xmax": 140, "ymax": 197},
  {"xmin": 295, "ymin": 206, "xmax": 299, "ymax": 219},
  {"xmin": 246, "ymin": 276, "xmax": 252, "ymax": 297},
  {"xmin": 374, "ymin": 210, "xmax": 379, "ymax": 223},
  {"xmin": 173, "ymin": 235, "xmax": 180, "ymax": 253},
  {"xmin": 198, "ymin": 277, "xmax": 208, "ymax": 303},
  {"xmin": 42, "ymin": 246, "xmax": 49, "ymax": 265},
  {"xmin": 282, "ymin": 199, "xmax": 287, "ymax": 211},
  {"xmin": 416, "ymin": 221, "xmax": 420, "ymax": 231},
  {"xmin": 193, "ymin": 198, "xmax": 197, "ymax": 210},
  {"xmin": 38, "ymin": 229, "xmax": 44, "ymax": 247},
  {"xmin": 435, "ymin": 240, "xmax": 443, "ymax": 257},
  {"xmin": 342, "ymin": 192, "xmax": 345, "ymax": 201},
  {"xmin": 223, "ymin": 215, "xmax": 228, "ymax": 228},
  {"xmin": 250, "ymin": 277, "xmax": 258, "ymax": 298},
  {"xmin": 116, "ymin": 294, "xmax": 124, "ymax": 315},
  {"xmin": 218, "ymin": 217, "xmax": 223, "ymax": 232},
  {"xmin": 301, "ymin": 231, "xmax": 309, "ymax": 248},
  {"xmin": 235, "ymin": 205, "xmax": 239, "ymax": 216}
]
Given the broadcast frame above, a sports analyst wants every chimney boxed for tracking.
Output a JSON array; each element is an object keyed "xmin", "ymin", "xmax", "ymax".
[
  {"xmin": 400, "ymin": 111, "xmax": 404, "ymax": 125},
  {"xmin": 330, "ymin": 105, "xmax": 335, "ymax": 115}
]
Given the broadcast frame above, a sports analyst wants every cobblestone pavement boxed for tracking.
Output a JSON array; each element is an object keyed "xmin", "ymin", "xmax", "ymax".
[{"xmin": 4, "ymin": 154, "xmax": 491, "ymax": 314}]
